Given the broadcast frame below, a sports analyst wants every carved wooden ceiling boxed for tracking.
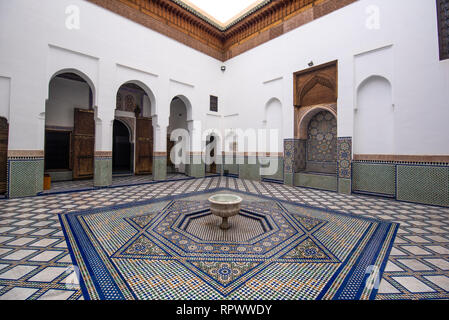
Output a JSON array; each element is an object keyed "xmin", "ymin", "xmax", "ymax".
[{"xmin": 86, "ymin": 0, "xmax": 357, "ymax": 61}]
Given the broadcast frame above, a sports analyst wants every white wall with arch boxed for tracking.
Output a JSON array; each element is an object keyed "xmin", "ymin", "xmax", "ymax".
[
  {"xmin": 224, "ymin": 0, "xmax": 449, "ymax": 156},
  {"xmin": 264, "ymin": 98, "xmax": 283, "ymax": 153},
  {"xmin": 0, "ymin": 0, "xmax": 223, "ymax": 153},
  {"xmin": 46, "ymin": 76, "xmax": 92, "ymax": 128},
  {"xmin": 354, "ymin": 76, "xmax": 394, "ymax": 155},
  {"xmin": 0, "ymin": 0, "xmax": 448, "ymax": 159},
  {"xmin": 168, "ymin": 98, "xmax": 189, "ymax": 133}
]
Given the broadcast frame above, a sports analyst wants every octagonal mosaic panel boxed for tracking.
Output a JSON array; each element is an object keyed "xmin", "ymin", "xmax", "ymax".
[{"xmin": 60, "ymin": 190, "xmax": 398, "ymax": 300}]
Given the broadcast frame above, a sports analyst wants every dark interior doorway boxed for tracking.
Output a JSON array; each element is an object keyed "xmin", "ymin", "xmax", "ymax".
[
  {"xmin": 206, "ymin": 135, "xmax": 217, "ymax": 174},
  {"xmin": 0, "ymin": 117, "xmax": 9, "ymax": 194},
  {"xmin": 113, "ymin": 120, "xmax": 132, "ymax": 173},
  {"xmin": 45, "ymin": 131, "xmax": 71, "ymax": 171}
]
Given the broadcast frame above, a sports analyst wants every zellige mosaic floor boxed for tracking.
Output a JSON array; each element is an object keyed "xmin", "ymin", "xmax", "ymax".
[{"xmin": 0, "ymin": 177, "xmax": 448, "ymax": 300}]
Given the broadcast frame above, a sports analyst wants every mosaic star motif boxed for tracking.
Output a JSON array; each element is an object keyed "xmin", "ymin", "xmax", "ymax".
[
  {"xmin": 123, "ymin": 235, "xmax": 167, "ymax": 257},
  {"xmin": 283, "ymin": 238, "xmax": 330, "ymax": 260},
  {"xmin": 189, "ymin": 261, "xmax": 260, "ymax": 286},
  {"xmin": 129, "ymin": 213, "xmax": 157, "ymax": 229}
]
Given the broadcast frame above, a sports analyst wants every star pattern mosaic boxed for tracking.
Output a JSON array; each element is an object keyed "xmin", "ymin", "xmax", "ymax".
[
  {"xmin": 0, "ymin": 176, "xmax": 448, "ymax": 300},
  {"xmin": 61, "ymin": 194, "xmax": 396, "ymax": 299}
]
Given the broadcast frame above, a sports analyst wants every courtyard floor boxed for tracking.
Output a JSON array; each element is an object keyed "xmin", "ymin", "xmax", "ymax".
[
  {"xmin": 41, "ymin": 173, "xmax": 192, "ymax": 195},
  {"xmin": 0, "ymin": 177, "xmax": 448, "ymax": 300}
]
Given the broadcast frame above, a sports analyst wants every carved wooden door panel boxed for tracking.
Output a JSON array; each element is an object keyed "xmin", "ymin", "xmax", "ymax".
[
  {"xmin": 135, "ymin": 117, "xmax": 153, "ymax": 175},
  {"xmin": 73, "ymin": 109, "xmax": 95, "ymax": 180},
  {"xmin": 0, "ymin": 118, "xmax": 8, "ymax": 194}
]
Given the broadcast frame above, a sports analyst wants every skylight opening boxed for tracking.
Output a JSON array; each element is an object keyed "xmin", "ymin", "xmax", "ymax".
[{"xmin": 180, "ymin": 0, "xmax": 265, "ymax": 26}]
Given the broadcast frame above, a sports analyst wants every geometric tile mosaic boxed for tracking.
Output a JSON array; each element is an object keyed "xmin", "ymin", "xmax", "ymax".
[
  {"xmin": 1, "ymin": 176, "xmax": 449, "ymax": 300},
  {"xmin": 397, "ymin": 165, "xmax": 449, "ymax": 207},
  {"xmin": 337, "ymin": 137, "xmax": 352, "ymax": 179},
  {"xmin": 60, "ymin": 191, "xmax": 397, "ymax": 300},
  {"xmin": 8, "ymin": 159, "xmax": 44, "ymax": 198},
  {"xmin": 352, "ymin": 162, "xmax": 396, "ymax": 196}
]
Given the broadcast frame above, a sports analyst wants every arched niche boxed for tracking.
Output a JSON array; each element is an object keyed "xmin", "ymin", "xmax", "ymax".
[
  {"xmin": 115, "ymin": 80, "xmax": 156, "ymax": 118},
  {"xmin": 354, "ymin": 75, "xmax": 394, "ymax": 155},
  {"xmin": 265, "ymin": 98, "xmax": 283, "ymax": 153},
  {"xmin": 297, "ymin": 104, "xmax": 337, "ymax": 140},
  {"xmin": 305, "ymin": 110, "xmax": 338, "ymax": 174},
  {"xmin": 48, "ymin": 68, "xmax": 96, "ymax": 106},
  {"xmin": 173, "ymin": 95, "xmax": 193, "ymax": 122}
]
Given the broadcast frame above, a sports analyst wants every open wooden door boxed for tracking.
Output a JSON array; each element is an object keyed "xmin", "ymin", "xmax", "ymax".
[
  {"xmin": 73, "ymin": 109, "xmax": 95, "ymax": 180},
  {"xmin": 167, "ymin": 135, "xmax": 175, "ymax": 172},
  {"xmin": 135, "ymin": 117, "xmax": 153, "ymax": 175},
  {"xmin": 0, "ymin": 118, "xmax": 8, "ymax": 194},
  {"xmin": 208, "ymin": 136, "xmax": 217, "ymax": 174}
]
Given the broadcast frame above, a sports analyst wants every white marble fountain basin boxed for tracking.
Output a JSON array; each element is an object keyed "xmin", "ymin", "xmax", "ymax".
[{"xmin": 208, "ymin": 194, "xmax": 243, "ymax": 230}]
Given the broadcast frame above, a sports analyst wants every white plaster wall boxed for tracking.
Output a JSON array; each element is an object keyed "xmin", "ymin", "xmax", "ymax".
[
  {"xmin": 46, "ymin": 77, "xmax": 91, "ymax": 128},
  {"xmin": 223, "ymin": 0, "xmax": 449, "ymax": 156},
  {"xmin": 0, "ymin": 0, "xmax": 223, "ymax": 152},
  {"xmin": 354, "ymin": 76, "xmax": 394, "ymax": 154},
  {"xmin": 168, "ymin": 99, "xmax": 188, "ymax": 133},
  {"xmin": 0, "ymin": 0, "xmax": 448, "ymax": 157},
  {"xmin": 265, "ymin": 98, "xmax": 283, "ymax": 153},
  {"xmin": 0, "ymin": 76, "xmax": 10, "ymax": 121}
]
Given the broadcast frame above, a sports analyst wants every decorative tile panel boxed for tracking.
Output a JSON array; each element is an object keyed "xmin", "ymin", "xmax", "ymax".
[
  {"xmin": 7, "ymin": 152, "xmax": 45, "ymax": 198},
  {"xmin": 294, "ymin": 140, "xmax": 306, "ymax": 172},
  {"xmin": 337, "ymin": 137, "xmax": 352, "ymax": 179},
  {"xmin": 94, "ymin": 157, "xmax": 112, "ymax": 187},
  {"xmin": 352, "ymin": 162, "xmax": 395, "ymax": 196},
  {"xmin": 284, "ymin": 139, "xmax": 305, "ymax": 175},
  {"xmin": 283, "ymin": 140, "xmax": 295, "ymax": 174},
  {"xmin": 397, "ymin": 165, "xmax": 449, "ymax": 207},
  {"xmin": 306, "ymin": 111, "xmax": 337, "ymax": 166}
]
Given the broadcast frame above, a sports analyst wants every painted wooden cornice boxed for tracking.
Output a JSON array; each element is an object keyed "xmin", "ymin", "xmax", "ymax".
[{"xmin": 86, "ymin": 0, "xmax": 357, "ymax": 61}]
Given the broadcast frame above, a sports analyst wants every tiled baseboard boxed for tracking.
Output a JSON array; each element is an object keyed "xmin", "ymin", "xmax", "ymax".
[{"xmin": 353, "ymin": 161, "xmax": 449, "ymax": 207}]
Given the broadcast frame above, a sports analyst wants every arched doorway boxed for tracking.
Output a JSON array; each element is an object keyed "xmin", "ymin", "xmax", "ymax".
[
  {"xmin": 223, "ymin": 131, "xmax": 238, "ymax": 177},
  {"xmin": 115, "ymin": 82, "xmax": 154, "ymax": 176},
  {"xmin": 206, "ymin": 134, "xmax": 220, "ymax": 175},
  {"xmin": 168, "ymin": 97, "xmax": 188, "ymax": 174},
  {"xmin": 45, "ymin": 71, "xmax": 95, "ymax": 183},
  {"xmin": 0, "ymin": 117, "xmax": 8, "ymax": 195},
  {"xmin": 113, "ymin": 120, "xmax": 132, "ymax": 173}
]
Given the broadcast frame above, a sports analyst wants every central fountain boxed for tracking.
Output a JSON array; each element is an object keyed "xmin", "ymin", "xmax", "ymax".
[{"xmin": 208, "ymin": 194, "xmax": 243, "ymax": 230}]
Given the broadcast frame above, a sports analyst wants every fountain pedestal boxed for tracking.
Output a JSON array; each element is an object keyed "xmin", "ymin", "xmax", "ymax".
[{"xmin": 208, "ymin": 194, "xmax": 243, "ymax": 230}]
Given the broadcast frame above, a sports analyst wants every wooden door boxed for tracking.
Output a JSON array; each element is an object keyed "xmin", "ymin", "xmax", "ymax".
[
  {"xmin": 135, "ymin": 117, "xmax": 153, "ymax": 175},
  {"xmin": 167, "ymin": 135, "xmax": 175, "ymax": 172},
  {"xmin": 0, "ymin": 118, "xmax": 8, "ymax": 194},
  {"xmin": 73, "ymin": 109, "xmax": 95, "ymax": 180},
  {"xmin": 208, "ymin": 136, "xmax": 217, "ymax": 174}
]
